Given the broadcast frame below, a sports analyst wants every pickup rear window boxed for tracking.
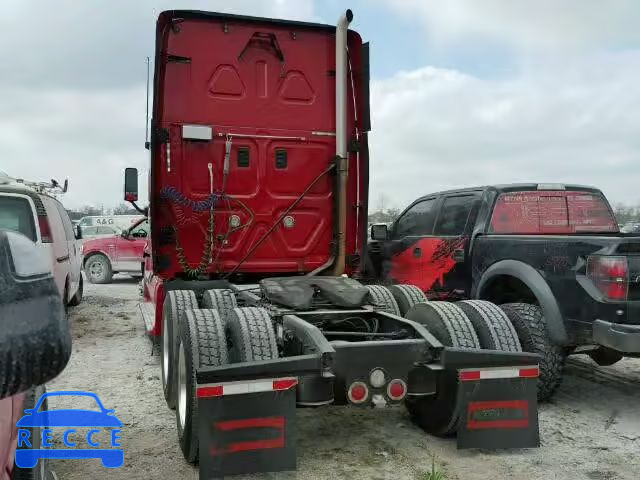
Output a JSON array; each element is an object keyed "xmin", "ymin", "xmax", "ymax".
[
  {"xmin": 490, "ymin": 191, "xmax": 618, "ymax": 234},
  {"xmin": 0, "ymin": 196, "xmax": 37, "ymax": 241}
]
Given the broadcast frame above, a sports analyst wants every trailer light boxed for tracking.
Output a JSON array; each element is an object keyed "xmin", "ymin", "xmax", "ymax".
[
  {"xmin": 347, "ymin": 381, "xmax": 368, "ymax": 404},
  {"xmin": 387, "ymin": 379, "xmax": 407, "ymax": 401},
  {"xmin": 369, "ymin": 368, "xmax": 386, "ymax": 388}
]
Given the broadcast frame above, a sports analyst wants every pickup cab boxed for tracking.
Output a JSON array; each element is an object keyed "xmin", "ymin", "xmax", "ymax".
[
  {"xmin": 369, "ymin": 184, "xmax": 640, "ymax": 399},
  {"xmin": 82, "ymin": 220, "xmax": 148, "ymax": 284}
]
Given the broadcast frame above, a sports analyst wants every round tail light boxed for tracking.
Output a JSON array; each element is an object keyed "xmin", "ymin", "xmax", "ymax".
[
  {"xmin": 347, "ymin": 381, "xmax": 369, "ymax": 404},
  {"xmin": 387, "ymin": 379, "xmax": 407, "ymax": 401}
]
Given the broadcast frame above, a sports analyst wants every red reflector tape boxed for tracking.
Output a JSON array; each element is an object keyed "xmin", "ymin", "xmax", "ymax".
[
  {"xmin": 273, "ymin": 378, "xmax": 298, "ymax": 391},
  {"xmin": 197, "ymin": 386, "xmax": 223, "ymax": 398},
  {"xmin": 197, "ymin": 377, "xmax": 298, "ymax": 397},
  {"xmin": 459, "ymin": 370, "xmax": 482, "ymax": 382},
  {"xmin": 459, "ymin": 366, "xmax": 539, "ymax": 382},
  {"xmin": 518, "ymin": 367, "xmax": 540, "ymax": 378}
]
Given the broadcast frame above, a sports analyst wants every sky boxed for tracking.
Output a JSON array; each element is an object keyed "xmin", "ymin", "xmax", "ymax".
[{"xmin": 2, "ymin": 1, "xmax": 640, "ymax": 210}]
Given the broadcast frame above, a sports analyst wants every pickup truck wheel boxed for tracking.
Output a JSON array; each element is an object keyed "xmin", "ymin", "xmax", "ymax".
[
  {"xmin": 202, "ymin": 289, "xmax": 237, "ymax": 321},
  {"xmin": 456, "ymin": 300, "xmax": 522, "ymax": 352},
  {"xmin": 500, "ymin": 303, "xmax": 566, "ymax": 401},
  {"xmin": 85, "ymin": 254, "xmax": 113, "ymax": 284},
  {"xmin": 226, "ymin": 307, "xmax": 278, "ymax": 362},
  {"xmin": 404, "ymin": 301, "xmax": 480, "ymax": 435},
  {"xmin": 177, "ymin": 309, "xmax": 228, "ymax": 464},
  {"xmin": 162, "ymin": 290, "xmax": 198, "ymax": 409},
  {"xmin": 389, "ymin": 284, "xmax": 428, "ymax": 316},
  {"xmin": 67, "ymin": 275, "xmax": 84, "ymax": 307},
  {"xmin": 366, "ymin": 285, "xmax": 401, "ymax": 317}
]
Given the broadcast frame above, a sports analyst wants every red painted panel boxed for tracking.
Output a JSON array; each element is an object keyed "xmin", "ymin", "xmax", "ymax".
[
  {"xmin": 151, "ymin": 14, "xmax": 368, "ymax": 278},
  {"xmin": 390, "ymin": 237, "xmax": 466, "ymax": 292},
  {"xmin": 467, "ymin": 400, "xmax": 529, "ymax": 430}
]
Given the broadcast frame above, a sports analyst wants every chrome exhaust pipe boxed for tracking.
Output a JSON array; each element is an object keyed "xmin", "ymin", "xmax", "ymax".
[{"xmin": 331, "ymin": 9, "xmax": 353, "ymax": 276}]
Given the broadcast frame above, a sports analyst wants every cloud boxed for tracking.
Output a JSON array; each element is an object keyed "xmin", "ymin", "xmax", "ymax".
[
  {"xmin": 387, "ymin": 0, "xmax": 640, "ymax": 51},
  {"xmin": 369, "ymin": 49, "xmax": 640, "ymax": 208}
]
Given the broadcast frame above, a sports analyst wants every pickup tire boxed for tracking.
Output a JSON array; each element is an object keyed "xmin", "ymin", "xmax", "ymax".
[
  {"xmin": 404, "ymin": 301, "xmax": 480, "ymax": 436},
  {"xmin": 202, "ymin": 289, "xmax": 237, "ymax": 322},
  {"xmin": 162, "ymin": 290, "xmax": 198, "ymax": 409},
  {"xmin": 456, "ymin": 300, "xmax": 521, "ymax": 352},
  {"xmin": 177, "ymin": 309, "xmax": 228, "ymax": 464},
  {"xmin": 389, "ymin": 284, "xmax": 429, "ymax": 316},
  {"xmin": 366, "ymin": 285, "xmax": 401, "ymax": 317},
  {"xmin": 68, "ymin": 274, "xmax": 84, "ymax": 307},
  {"xmin": 227, "ymin": 307, "xmax": 278, "ymax": 362},
  {"xmin": 500, "ymin": 303, "xmax": 566, "ymax": 401},
  {"xmin": 85, "ymin": 254, "xmax": 113, "ymax": 284}
]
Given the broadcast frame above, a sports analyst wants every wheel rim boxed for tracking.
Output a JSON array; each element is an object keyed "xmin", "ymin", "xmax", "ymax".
[
  {"xmin": 89, "ymin": 260, "xmax": 104, "ymax": 281},
  {"xmin": 177, "ymin": 341, "xmax": 187, "ymax": 430},
  {"xmin": 162, "ymin": 314, "xmax": 169, "ymax": 387}
]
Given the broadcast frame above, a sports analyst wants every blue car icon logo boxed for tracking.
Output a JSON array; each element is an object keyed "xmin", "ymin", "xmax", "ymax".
[{"xmin": 15, "ymin": 391, "xmax": 123, "ymax": 468}]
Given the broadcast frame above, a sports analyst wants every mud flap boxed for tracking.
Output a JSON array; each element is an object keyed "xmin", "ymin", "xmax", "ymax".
[
  {"xmin": 456, "ymin": 366, "xmax": 540, "ymax": 449},
  {"xmin": 198, "ymin": 378, "xmax": 297, "ymax": 479}
]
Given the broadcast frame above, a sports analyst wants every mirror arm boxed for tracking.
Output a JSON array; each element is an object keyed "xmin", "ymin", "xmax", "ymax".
[{"xmin": 129, "ymin": 200, "xmax": 149, "ymax": 216}]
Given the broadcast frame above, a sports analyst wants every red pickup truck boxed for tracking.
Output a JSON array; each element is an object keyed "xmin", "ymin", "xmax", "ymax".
[{"xmin": 82, "ymin": 220, "xmax": 148, "ymax": 284}]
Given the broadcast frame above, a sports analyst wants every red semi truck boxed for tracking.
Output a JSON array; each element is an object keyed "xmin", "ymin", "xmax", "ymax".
[{"xmin": 126, "ymin": 9, "xmax": 541, "ymax": 477}]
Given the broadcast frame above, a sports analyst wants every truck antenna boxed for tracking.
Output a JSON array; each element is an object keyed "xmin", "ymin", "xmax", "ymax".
[{"xmin": 145, "ymin": 56, "xmax": 151, "ymax": 150}]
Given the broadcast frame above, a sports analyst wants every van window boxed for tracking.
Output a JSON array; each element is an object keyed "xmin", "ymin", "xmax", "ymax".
[
  {"xmin": 0, "ymin": 196, "xmax": 36, "ymax": 241},
  {"xmin": 490, "ymin": 191, "xmax": 618, "ymax": 234},
  {"xmin": 434, "ymin": 195, "xmax": 477, "ymax": 236}
]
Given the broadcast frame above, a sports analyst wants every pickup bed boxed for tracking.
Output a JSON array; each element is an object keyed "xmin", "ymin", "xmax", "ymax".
[{"xmin": 368, "ymin": 184, "xmax": 640, "ymax": 399}]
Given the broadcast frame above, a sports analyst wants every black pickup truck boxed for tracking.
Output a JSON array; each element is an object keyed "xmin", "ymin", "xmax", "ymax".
[{"xmin": 368, "ymin": 184, "xmax": 640, "ymax": 399}]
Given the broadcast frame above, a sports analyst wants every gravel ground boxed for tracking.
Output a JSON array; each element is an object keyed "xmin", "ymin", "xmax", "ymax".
[{"xmin": 47, "ymin": 278, "xmax": 640, "ymax": 480}]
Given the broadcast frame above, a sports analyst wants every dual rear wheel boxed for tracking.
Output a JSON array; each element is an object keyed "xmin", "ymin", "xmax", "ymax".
[{"xmin": 165, "ymin": 288, "xmax": 278, "ymax": 463}]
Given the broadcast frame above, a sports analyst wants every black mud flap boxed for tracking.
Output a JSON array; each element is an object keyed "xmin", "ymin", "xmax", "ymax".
[
  {"xmin": 456, "ymin": 366, "xmax": 540, "ymax": 449},
  {"xmin": 198, "ymin": 379, "xmax": 297, "ymax": 479}
]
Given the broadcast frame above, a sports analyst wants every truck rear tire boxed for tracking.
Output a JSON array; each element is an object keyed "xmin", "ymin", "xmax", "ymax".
[
  {"xmin": 404, "ymin": 301, "xmax": 480, "ymax": 435},
  {"xmin": 162, "ymin": 290, "xmax": 198, "ymax": 409},
  {"xmin": 202, "ymin": 289, "xmax": 237, "ymax": 321},
  {"xmin": 177, "ymin": 309, "xmax": 228, "ymax": 464},
  {"xmin": 366, "ymin": 285, "xmax": 401, "ymax": 317},
  {"xmin": 456, "ymin": 300, "xmax": 522, "ymax": 352},
  {"xmin": 226, "ymin": 307, "xmax": 278, "ymax": 362},
  {"xmin": 500, "ymin": 303, "xmax": 566, "ymax": 401},
  {"xmin": 389, "ymin": 284, "xmax": 428, "ymax": 316}
]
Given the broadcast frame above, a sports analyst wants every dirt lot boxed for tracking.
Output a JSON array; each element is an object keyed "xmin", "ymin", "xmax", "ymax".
[{"xmin": 47, "ymin": 279, "xmax": 640, "ymax": 480}]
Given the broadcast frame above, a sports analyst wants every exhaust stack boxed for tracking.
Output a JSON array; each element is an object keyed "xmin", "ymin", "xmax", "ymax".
[{"xmin": 331, "ymin": 9, "xmax": 353, "ymax": 276}]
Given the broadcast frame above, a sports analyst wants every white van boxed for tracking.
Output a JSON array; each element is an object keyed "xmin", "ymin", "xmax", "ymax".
[
  {"xmin": 0, "ymin": 182, "xmax": 83, "ymax": 308},
  {"xmin": 78, "ymin": 215, "xmax": 144, "ymax": 232}
]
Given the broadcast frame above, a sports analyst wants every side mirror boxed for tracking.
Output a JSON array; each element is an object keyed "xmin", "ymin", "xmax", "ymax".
[
  {"xmin": 75, "ymin": 224, "xmax": 83, "ymax": 240},
  {"xmin": 124, "ymin": 167, "xmax": 139, "ymax": 202},
  {"xmin": 370, "ymin": 224, "xmax": 388, "ymax": 241},
  {"xmin": 0, "ymin": 230, "xmax": 71, "ymax": 400},
  {"xmin": 121, "ymin": 229, "xmax": 130, "ymax": 239}
]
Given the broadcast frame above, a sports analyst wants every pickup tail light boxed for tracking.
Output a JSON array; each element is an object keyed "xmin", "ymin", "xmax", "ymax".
[
  {"xmin": 38, "ymin": 216, "xmax": 53, "ymax": 243},
  {"xmin": 587, "ymin": 256, "xmax": 628, "ymax": 301}
]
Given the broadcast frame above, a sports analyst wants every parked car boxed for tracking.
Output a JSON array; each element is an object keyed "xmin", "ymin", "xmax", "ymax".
[
  {"xmin": 369, "ymin": 183, "xmax": 640, "ymax": 400},
  {"xmin": 82, "ymin": 220, "xmax": 148, "ymax": 284},
  {"xmin": 0, "ymin": 179, "xmax": 83, "ymax": 308},
  {"xmin": 78, "ymin": 214, "xmax": 144, "ymax": 231},
  {"xmin": 79, "ymin": 225, "xmax": 120, "ymax": 240},
  {"xmin": 620, "ymin": 223, "xmax": 640, "ymax": 234},
  {"xmin": 0, "ymin": 229, "xmax": 72, "ymax": 480}
]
